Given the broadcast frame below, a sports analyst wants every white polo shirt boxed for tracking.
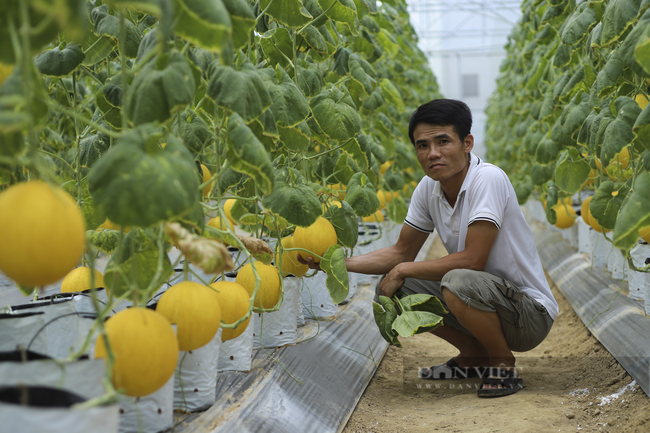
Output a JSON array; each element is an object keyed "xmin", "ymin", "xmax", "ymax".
[{"xmin": 404, "ymin": 153, "xmax": 558, "ymax": 320}]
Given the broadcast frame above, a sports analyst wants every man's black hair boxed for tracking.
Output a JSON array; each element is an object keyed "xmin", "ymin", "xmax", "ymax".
[{"xmin": 408, "ymin": 99, "xmax": 473, "ymax": 145}]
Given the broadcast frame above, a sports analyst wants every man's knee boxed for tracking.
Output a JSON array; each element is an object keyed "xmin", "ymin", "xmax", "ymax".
[{"xmin": 441, "ymin": 268, "xmax": 476, "ymax": 290}]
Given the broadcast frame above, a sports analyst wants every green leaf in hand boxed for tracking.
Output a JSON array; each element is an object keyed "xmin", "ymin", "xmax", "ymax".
[{"xmin": 320, "ymin": 244, "xmax": 349, "ymax": 304}]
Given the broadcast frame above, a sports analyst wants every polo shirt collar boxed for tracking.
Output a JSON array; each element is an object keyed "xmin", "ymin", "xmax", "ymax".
[{"xmin": 431, "ymin": 152, "xmax": 481, "ymax": 198}]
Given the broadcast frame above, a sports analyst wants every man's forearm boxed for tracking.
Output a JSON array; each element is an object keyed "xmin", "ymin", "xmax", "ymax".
[
  {"xmin": 345, "ymin": 245, "xmax": 411, "ymax": 275},
  {"xmin": 391, "ymin": 250, "xmax": 482, "ymax": 282}
]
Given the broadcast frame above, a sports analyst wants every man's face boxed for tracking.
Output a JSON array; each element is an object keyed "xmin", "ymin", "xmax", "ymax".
[{"xmin": 413, "ymin": 123, "xmax": 473, "ymax": 184}]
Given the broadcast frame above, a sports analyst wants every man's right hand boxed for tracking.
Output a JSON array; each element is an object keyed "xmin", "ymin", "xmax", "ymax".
[{"xmin": 297, "ymin": 254, "xmax": 322, "ymax": 271}]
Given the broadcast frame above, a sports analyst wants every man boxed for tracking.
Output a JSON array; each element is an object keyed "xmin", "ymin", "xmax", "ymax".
[{"xmin": 303, "ymin": 99, "xmax": 558, "ymax": 398}]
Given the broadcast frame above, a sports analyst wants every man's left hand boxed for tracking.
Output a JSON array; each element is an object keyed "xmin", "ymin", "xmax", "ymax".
[{"xmin": 379, "ymin": 266, "xmax": 405, "ymax": 298}]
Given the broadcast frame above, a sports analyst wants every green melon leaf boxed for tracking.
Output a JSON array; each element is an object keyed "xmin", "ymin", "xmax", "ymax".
[
  {"xmin": 376, "ymin": 28, "xmax": 399, "ymax": 57},
  {"xmin": 260, "ymin": 27, "xmax": 295, "ymax": 72},
  {"xmin": 310, "ymin": 84, "xmax": 361, "ymax": 141},
  {"xmin": 346, "ymin": 172, "xmax": 380, "ymax": 217},
  {"xmin": 173, "ymin": 112, "xmax": 212, "ymax": 155},
  {"xmin": 88, "ymin": 125, "xmax": 199, "ymax": 227},
  {"xmin": 613, "ymin": 172, "xmax": 650, "ymax": 250},
  {"xmin": 601, "ymin": 96, "xmax": 642, "ymax": 166},
  {"xmin": 595, "ymin": 51, "xmax": 624, "ymax": 99},
  {"xmin": 223, "ymin": 0, "xmax": 257, "ymax": 49},
  {"xmin": 619, "ymin": 9, "xmax": 650, "ymax": 77},
  {"xmin": 206, "ymin": 57, "xmax": 273, "ymax": 123},
  {"xmin": 590, "ymin": 180, "xmax": 630, "ymax": 230},
  {"xmin": 173, "ymin": 0, "xmax": 231, "ymax": 53},
  {"xmin": 561, "ymin": 91, "xmax": 590, "ymax": 137},
  {"xmin": 301, "ymin": 25, "xmax": 328, "ymax": 54},
  {"xmin": 555, "ymin": 148, "xmax": 591, "ymax": 194},
  {"xmin": 341, "ymin": 134, "xmax": 370, "ymax": 171},
  {"xmin": 259, "ymin": 65, "xmax": 310, "ymax": 128},
  {"xmin": 325, "ymin": 200, "xmax": 358, "ymax": 248},
  {"xmin": 95, "ymin": 90, "xmax": 122, "ymax": 130},
  {"xmin": 297, "ymin": 59, "xmax": 324, "ymax": 97},
  {"xmin": 278, "ymin": 121, "xmax": 311, "ymax": 152},
  {"xmin": 260, "ymin": 0, "xmax": 312, "ymax": 28},
  {"xmin": 81, "ymin": 33, "xmax": 117, "ymax": 66},
  {"xmin": 634, "ymin": 14, "xmax": 650, "ymax": 74},
  {"xmin": 633, "ymin": 97, "xmax": 650, "ymax": 151},
  {"xmin": 561, "ymin": 2, "xmax": 597, "ymax": 46},
  {"xmin": 600, "ymin": 0, "xmax": 641, "ymax": 47},
  {"xmin": 79, "ymin": 133, "xmax": 110, "ymax": 170},
  {"xmin": 398, "ymin": 294, "xmax": 448, "ymax": 316},
  {"xmin": 348, "ymin": 56, "xmax": 375, "ymax": 100},
  {"xmin": 320, "ymin": 244, "xmax": 349, "ymax": 303},
  {"xmin": 91, "ymin": 5, "xmax": 143, "ymax": 58},
  {"xmin": 124, "ymin": 51, "xmax": 196, "ymax": 126},
  {"xmin": 387, "ymin": 196, "xmax": 408, "ymax": 223},
  {"xmin": 226, "ymin": 113, "xmax": 275, "ymax": 195},
  {"xmin": 535, "ymin": 135, "xmax": 560, "ymax": 165},
  {"xmin": 392, "ymin": 310, "xmax": 444, "ymax": 337},
  {"xmin": 334, "ymin": 153, "xmax": 359, "ymax": 185},
  {"xmin": 34, "ymin": 43, "xmax": 85, "ymax": 77},
  {"xmin": 373, "ymin": 297, "xmax": 401, "ymax": 347},
  {"xmin": 261, "ymin": 167, "xmax": 322, "ymax": 227},
  {"xmin": 104, "ymin": 230, "xmax": 173, "ymax": 298},
  {"xmin": 318, "ymin": 0, "xmax": 358, "ymax": 35}
]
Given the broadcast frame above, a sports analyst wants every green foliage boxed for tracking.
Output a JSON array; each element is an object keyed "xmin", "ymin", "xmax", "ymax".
[
  {"xmin": 88, "ymin": 124, "xmax": 199, "ymax": 227},
  {"xmin": 486, "ymin": 0, "xmax": 650, "ymax": 258},
  {"xmin": 1, "ymin": 0, "xmax": 440, "ymax": 312}
]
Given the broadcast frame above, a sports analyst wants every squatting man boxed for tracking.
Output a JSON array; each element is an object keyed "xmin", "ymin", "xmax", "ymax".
[{"xmin": 300, "ymin": 98, "xmax": 558, "ymax": 398}]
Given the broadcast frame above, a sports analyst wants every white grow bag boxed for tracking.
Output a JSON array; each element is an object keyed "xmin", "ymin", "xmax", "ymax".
[
  {"xmin": 0, "ymin": 357, "xmax": 107, "ymax": 400},
  {"xmin": 118, "ymin": 375, "xmax": 174, "ymax": 433},
  {"xmin": 218, "ymin": 317, "xmax": 254, "ymax": 372},
  {"xmin": 253, "ymin": 277, "xmax": 301, "ymax": 349},
  {"xmin": 627, "ymin": 243, "xmax": 650, "ymax": 302},
  {"xmin": 302, "ymin": 272, "xmax": 338, "ymax": 320},
  {"xmin": 0, "ymin": 389, "xmax": 119, "ymax": 433},
  {"xmin": 9, "ymin": 299, "xmax": 97, "ymax": 359},
  {"xmin": 174, "ymin": 329, "xmax": 222, "ymax": 412},
  {"xmin": 0, "ymin": 312, "xmax": 48, "ymax": 356}
]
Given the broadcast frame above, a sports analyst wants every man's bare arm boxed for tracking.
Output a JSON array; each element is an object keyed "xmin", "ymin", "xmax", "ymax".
[
  {"xmin": 345, "ymin": 224, "xmax": 430, "ymax": 275},
  {"xmin": 378, "ymin": 220, "xmax": 499, "ymax": 297}
]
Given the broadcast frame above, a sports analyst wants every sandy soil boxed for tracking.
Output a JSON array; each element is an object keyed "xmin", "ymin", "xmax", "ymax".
[{"xmin": 343, "ymin": 236, "xmax": 650, "ymax": 433}]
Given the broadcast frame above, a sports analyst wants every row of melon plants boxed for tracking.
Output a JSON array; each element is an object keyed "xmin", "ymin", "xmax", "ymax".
[
  {"xmin": 0, "ymin": 0, "xmax": 441, "ymax": 413},
  {"xmin": 485, "ymin": 0, "xmax": 650, "ymax": 258}
]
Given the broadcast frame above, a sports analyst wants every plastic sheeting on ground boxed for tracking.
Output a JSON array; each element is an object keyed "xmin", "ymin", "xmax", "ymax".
[
  {"xmin": 524, "ymin": 203, "xmax": 650, "ymax": 399},
  {"xmin": 172, "ymin": 283, "xmax": 389, "ymax": 433}
]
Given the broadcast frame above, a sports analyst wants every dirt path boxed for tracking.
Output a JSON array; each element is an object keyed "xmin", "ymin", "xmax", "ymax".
[{"xmin": 344, "ymin": 236, "xmax": 650, "ymax": 433}]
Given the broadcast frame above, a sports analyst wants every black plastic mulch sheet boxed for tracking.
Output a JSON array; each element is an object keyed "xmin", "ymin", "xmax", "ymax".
[{"xmin": 174, "ymin": 283, "xmax": 389, "ymax": 433}]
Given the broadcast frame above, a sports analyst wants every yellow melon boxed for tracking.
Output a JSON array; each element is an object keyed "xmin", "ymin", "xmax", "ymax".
[
  {"xmin": 293, "ymin": 217, "xmax": 338, "ymax": 264},
  {"xmin": 94, "ymin": 308, "xmax": 179, "ymax": 397},
  {"xmin": 0, "ymin": 181, "xmax": 86, "ymax": 287},
  {"xmin": 276, "ymin": 236, "xmax": 309, "ymax": 278},
  {"xmin": 157, "ymin": 282, "xmax": 222, "ymax": 351},
  {"xmin": 200, "ymin": 164, "xmax": 213, "ymax": 198},
  {"xmin": 223, "ymin": 198, "xmax": 237, "ymax": 227},
  {"xmin": 581, "ymin": 196, "xmax": 592, "ymax": 226},
  {"xmin": 208, "ymin": 216, "xmax": 235, "ymax": 232},
  {"xmin": 236, "ymin": 261, "xmax": 281, "ymax": 310},
  {"xmin": 639, "ymin": 227, "xmax": 650, "ymax": 243},
  {"xmin": 209, "ymin": 281, "xmax": 251, "ymax": 341},
  {"xmin": 61, "ymin": 267, "xmax": 105, "ymax": 293},
  {"xmin": 553, "ymin": 203, "xmax": 576, "ymax": 229},
  {"xmin": 362, "ymin": 209, "xmax": 385, "ymax": 223}
]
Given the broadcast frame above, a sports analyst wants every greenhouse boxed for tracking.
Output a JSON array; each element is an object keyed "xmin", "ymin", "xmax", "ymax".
[{"xmin": 1, "ymin": 0, "xmax": 650, "ymax": 431}]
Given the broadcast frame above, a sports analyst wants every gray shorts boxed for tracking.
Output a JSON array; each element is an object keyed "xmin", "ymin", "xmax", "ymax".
[{"xmin": 374, "ymin": 269, "xmax": 554, "ymax": 352}]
